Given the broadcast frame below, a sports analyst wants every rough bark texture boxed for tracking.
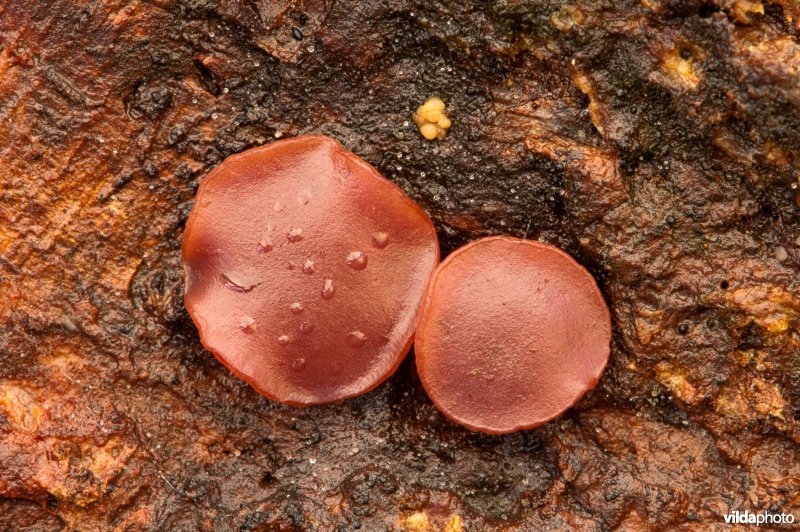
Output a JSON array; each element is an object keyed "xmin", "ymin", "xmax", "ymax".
[{"xmin": 0, "ymin": 0, "xmax": 798, "ymax": 530}]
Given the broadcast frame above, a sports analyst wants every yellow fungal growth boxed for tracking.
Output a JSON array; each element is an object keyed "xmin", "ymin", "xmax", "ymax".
[
  {"xmin": 0, "ymin": 384, "xmax": 45, "ymax": 432},
  {"xmin": 414, "ymin": 97, "xmax": 451, "ymax": 140},
  {"xmin": 661, "ymin": 45, "xmax": 703, "ymax": 90},
  {"xmin": 654, "ymin": 362, "xmax": 698, "ymax": 405},
  {"xmin": 401, "ymin": 511, "xmax": 432, "ymax": 531},
  {"xmin": 445, "ymin": 515, "xmax": 464, "ymax": 532},
  {"xmin": 551, "ymin": 6, "xmax": 584, "ymax": 31},
  {"xmin": 729, "ymin": 0, "xmax": 764, "ymax": 23}
]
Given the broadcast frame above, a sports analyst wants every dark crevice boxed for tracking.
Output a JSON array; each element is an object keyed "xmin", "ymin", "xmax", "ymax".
[{"xmin": 193, "ymin": 59, "xmax": 219, "ymax": 96}]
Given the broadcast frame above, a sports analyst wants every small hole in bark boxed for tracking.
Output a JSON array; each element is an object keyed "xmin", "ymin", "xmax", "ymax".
[
  {"xmin": 193, "ymin": 59, "xmax": 219, "ymax": 96},
  {"xmin": 259, "ymin": 471, "xmax": 274, "ymax": 487},
  {"xmin": 698, "ymin": 3, "xmax": 720, "ymax": 17},
  {"xmin": 46, "ymin": 496, "xmax": 58, "ymax": 511}
]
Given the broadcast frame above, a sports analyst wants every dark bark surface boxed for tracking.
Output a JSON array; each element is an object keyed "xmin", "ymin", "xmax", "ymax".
[{"xmin": 0, "ymin": 0, "xmax": 798, "ymax": 529}]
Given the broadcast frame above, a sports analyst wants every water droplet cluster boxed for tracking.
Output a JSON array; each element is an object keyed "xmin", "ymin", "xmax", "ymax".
[{"xmin": 231, "ymin": 216, "xmax": 392, "ymax": 355}]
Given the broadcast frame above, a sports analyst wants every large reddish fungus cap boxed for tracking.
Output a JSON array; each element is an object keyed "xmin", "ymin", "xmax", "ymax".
[
  {"xmin": 415, "ymin": 236, "xmax": 611, "ymax": 434},
  {"xmin": 182, "ymin": 135, "xmax": 439, "ymax": 405}
]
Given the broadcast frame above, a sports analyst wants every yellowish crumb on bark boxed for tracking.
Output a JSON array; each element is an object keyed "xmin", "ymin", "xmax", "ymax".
[{"xmin": 414, "ymin": 97, "xmax": 451, "ymax": 140}]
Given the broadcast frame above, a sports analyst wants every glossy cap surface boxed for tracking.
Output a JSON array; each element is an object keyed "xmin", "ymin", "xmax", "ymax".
[
  {"xmin": 183, "ymin": 135, "xmax": 439, "ymax": 405},
  {"xmin": 415, "ymin": 236, "xmax": 611, "ymax": 433}
]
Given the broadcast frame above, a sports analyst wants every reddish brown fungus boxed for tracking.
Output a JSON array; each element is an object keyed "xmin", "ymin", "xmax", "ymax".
[
  {"xmin": 415, "ymin": 236, "xmax": 611, "ymax": 434},
  {"xmin": 182, "ymin": 135, "xmax": 439, "ymax": 405}
]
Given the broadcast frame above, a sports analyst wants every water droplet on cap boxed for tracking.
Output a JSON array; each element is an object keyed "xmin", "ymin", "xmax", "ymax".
[
  {"xmin": 257, "ymin": 239, "xmax": 273, "ymax": 253},
  {"xmin": 222, "ymin": 273, "xmax": 256, "ymax": 293},
  {"xmin": 372, "ymin": 232, "xmax": 389, "ymax": 249},
  {"xmin": 257, "ymin": 224, "xmax": 274, "ymax": 252},
  {"xmin": 287, "ymin": 227, "xmax": 303, "ymax": 242},
  {"xmin": 321, "ymin": 278, "xmax": 336, "ymax": 299},
  {"xmin": 292, "ymin": 357, "xmax": 306, "ymax": 371},
  {"xmin": 277, "ymin": 335, "xmax": 291, "ymax": 345},
  {"xmin": 298, "ymin": 321, "xmax": 314, "ymax": 335},
  {"xmin": 239, "ymin": 316, "xmax": 255, "ymax": 330},
  {"xmin": 290, "ymin": 302, "xmax": 304, "ymax": 314},
  {"xmin": 347, "ymin": 330, "xmax": 366, "ymax": 347},
  {"xmin": 346, "ymin": 251, "xmax": 368, "ymax": 270},
  {"xmin": 302, "ymin": 258, "xmax": 316, "ymax": 274}
]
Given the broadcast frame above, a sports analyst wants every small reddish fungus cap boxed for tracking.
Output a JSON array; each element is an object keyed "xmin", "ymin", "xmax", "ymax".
[
  {"xmin": 415, "ymin": 236, "xmax": 611, "ymax": 434},
  {"xmin": 182, "ymin": 135, "xmax": 439, "ymax": 405}
]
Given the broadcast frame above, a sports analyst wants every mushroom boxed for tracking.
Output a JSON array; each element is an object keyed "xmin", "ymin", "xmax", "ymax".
[
  {"xmin": 182, "ymin": 135, "xmax": 439, "ymax": 405},
  {"xmin": 414, "ymin": 236, "xmax": 611, "ymax": 434}
]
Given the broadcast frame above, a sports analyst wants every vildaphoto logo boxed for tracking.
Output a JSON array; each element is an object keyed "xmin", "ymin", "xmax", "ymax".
[{"xmin": 723, "ymin": 511, "xmax": 796, "ymax": 526}]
